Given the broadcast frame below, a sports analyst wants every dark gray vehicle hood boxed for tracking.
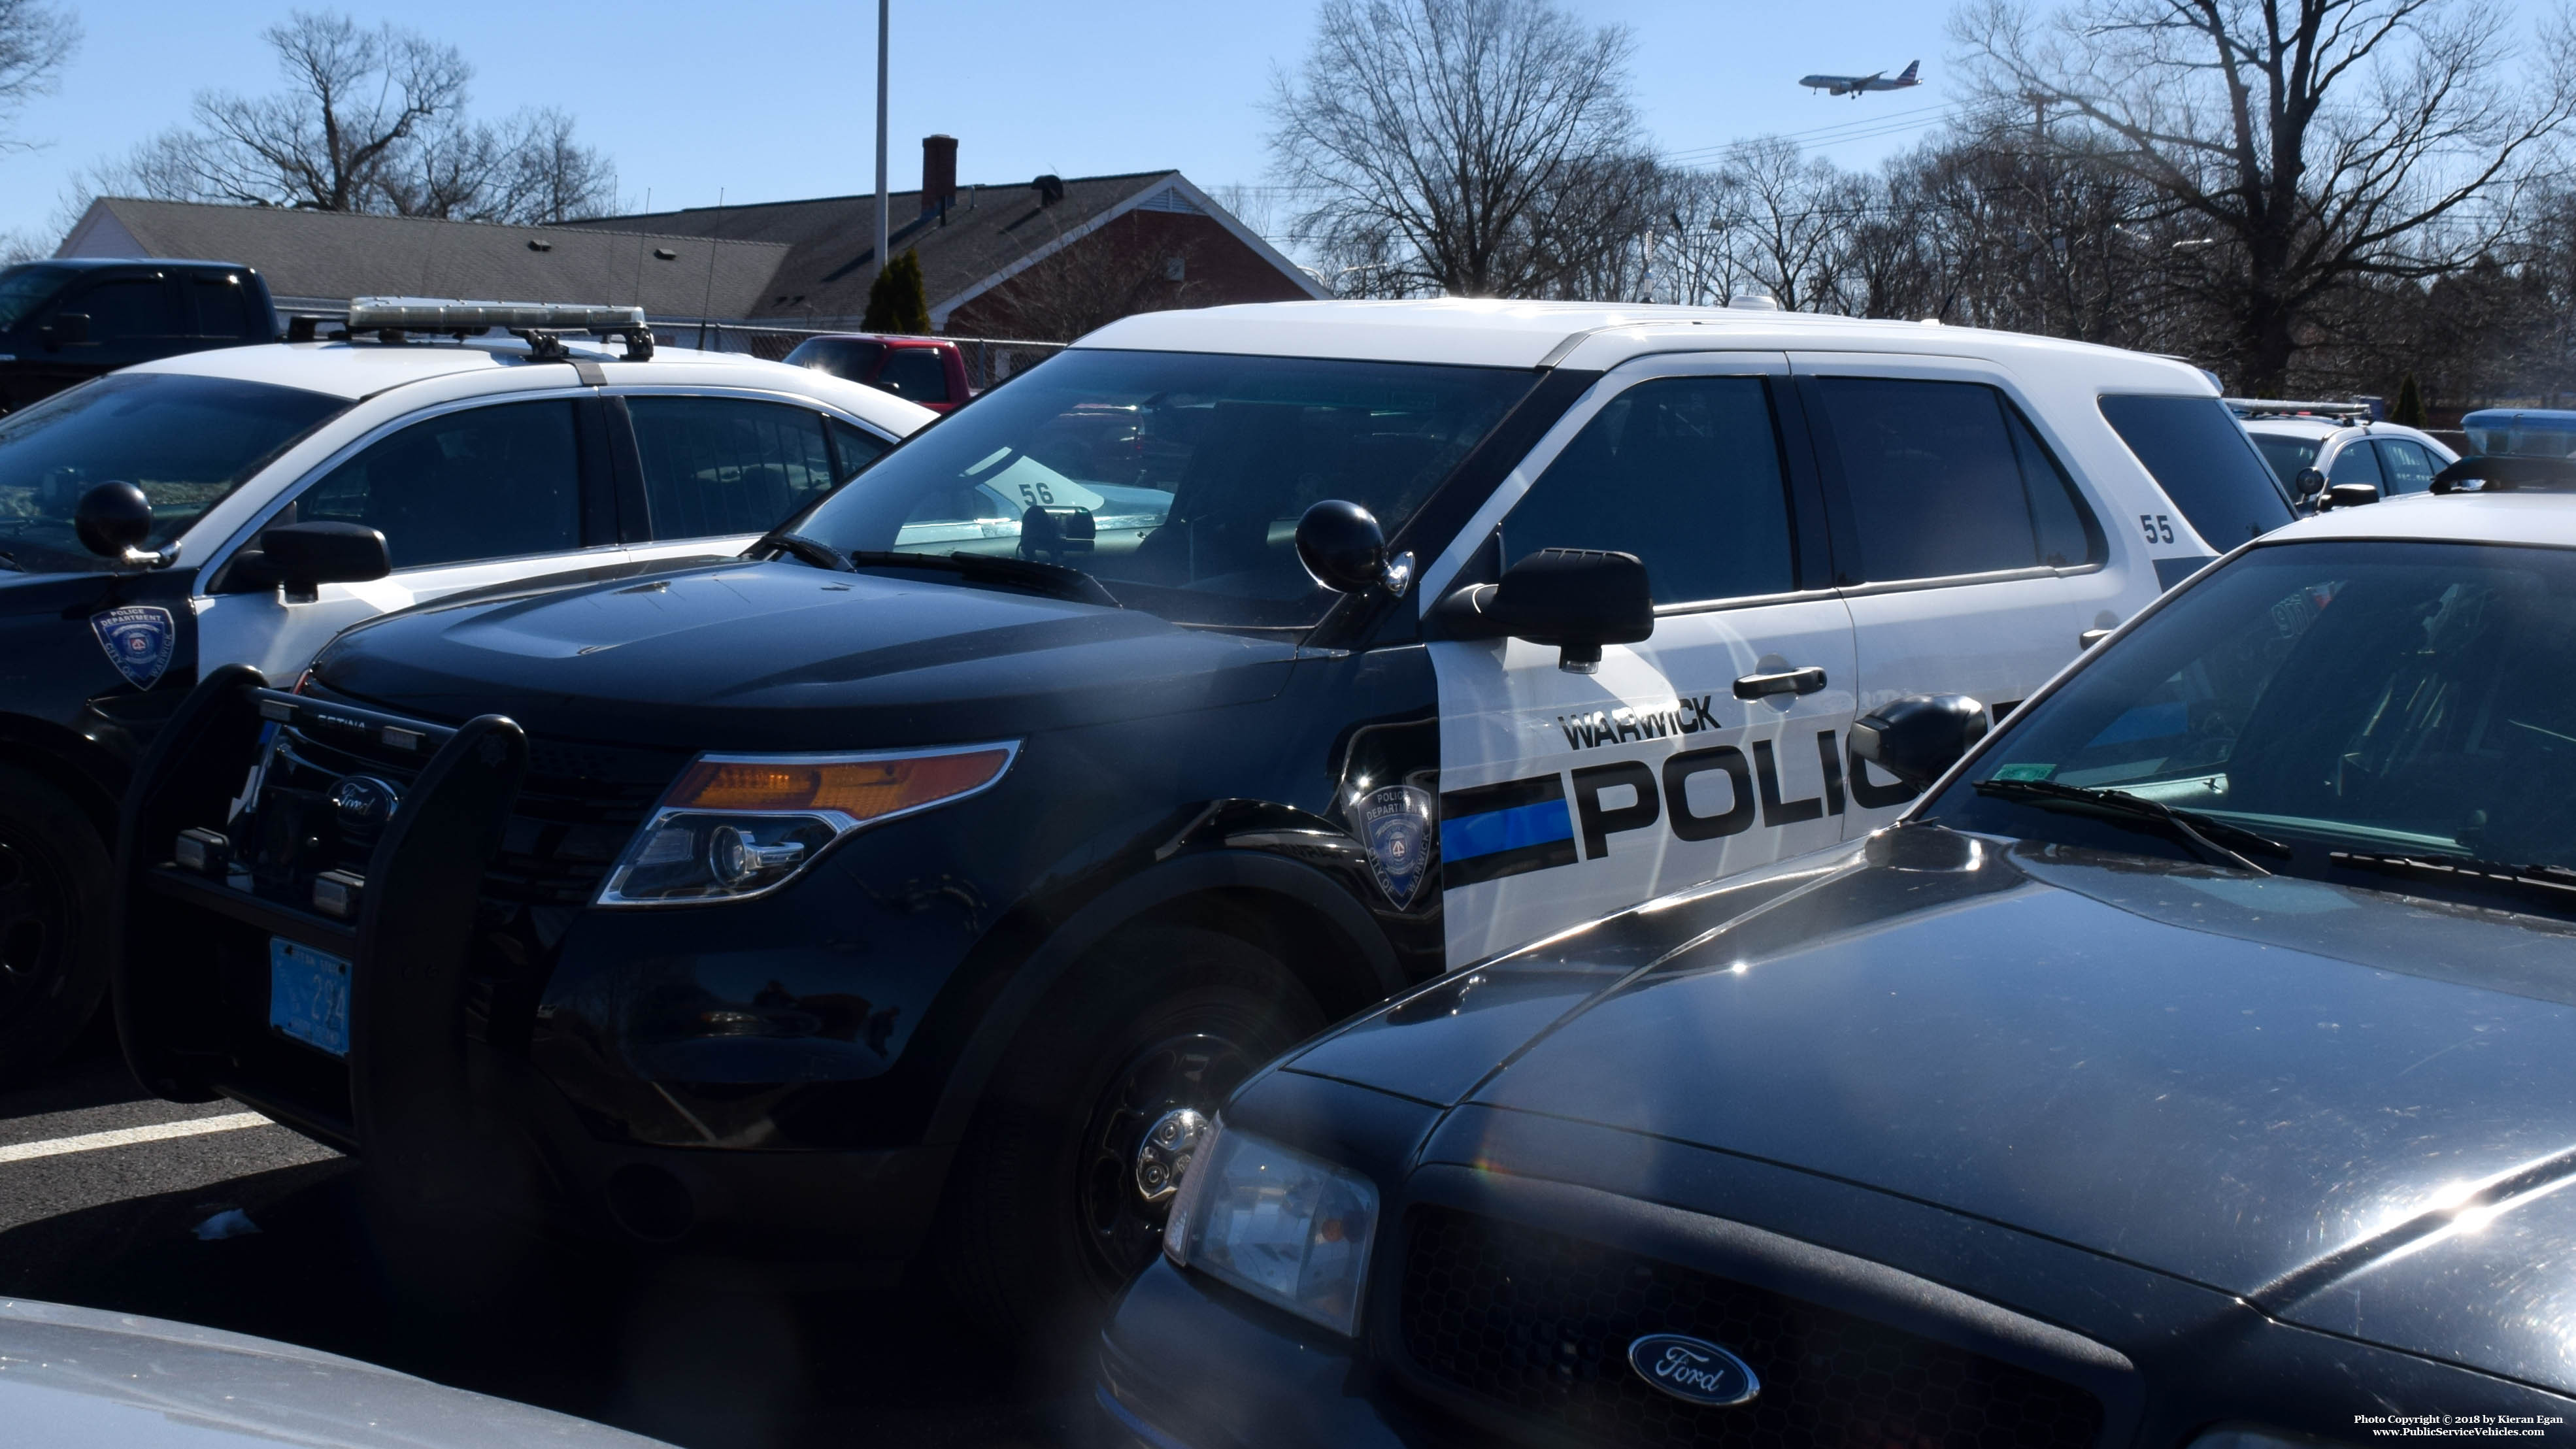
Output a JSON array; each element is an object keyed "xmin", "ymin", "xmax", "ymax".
[
  {"xmin": 310, "ymin": 558, "xmax": 1296, "ymax": 751},
  {"xmin": 1288, "ymin": 829, "xmax": 2576, "ymax": 1388}
]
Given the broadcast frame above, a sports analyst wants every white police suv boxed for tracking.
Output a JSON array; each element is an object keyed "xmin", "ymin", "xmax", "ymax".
[{"xmin": 0, "ymin": 301, "xmax": 930, "ymax": 1071}]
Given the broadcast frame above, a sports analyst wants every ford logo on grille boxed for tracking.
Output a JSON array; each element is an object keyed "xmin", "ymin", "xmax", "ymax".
[
  {"xmin": 331, "ymin": 776, "xmax": 402, "ymax": 827},
  {"xmin": 1628, "ymin": 1333, "xmax": 1759, "ymax": 1406}
]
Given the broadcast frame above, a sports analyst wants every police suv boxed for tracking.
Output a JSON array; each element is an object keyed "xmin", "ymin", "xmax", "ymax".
[
  {"xmin": 0, "ymin": 300, "xmax": 929, "ymax": 1070},
  {"xmin": 117, "ymin": 299, "xmax": 2292, "ymax": 1332}
]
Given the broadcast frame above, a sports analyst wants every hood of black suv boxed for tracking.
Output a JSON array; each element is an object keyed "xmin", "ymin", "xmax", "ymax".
[
  {"xmin": 310, "ymin": 558, "xmax": 1297, "ymax": 750},
  {"xmin": 1285, "ymin": 827, "xmax": 2576, "ymax": 1389}
]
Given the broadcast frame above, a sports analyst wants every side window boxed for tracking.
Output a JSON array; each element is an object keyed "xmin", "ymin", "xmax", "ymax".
[
  {"xmin": 1499, "ymin": 375, "xmax": 1796, "ymax": 605},
  {"xmin": 2097, "ymin": 394, "xmax": 2296, "ymax": 548},
  {"xmin": 1814, "ymin": 377, "xmax": 2098, "ymax": 582},
  {"xmin": 190, "ymin": 275, "xmax": 263, "ymax": 340},
  {"xmin": 2328, "ymin": 439, "xmax": 2385, "ymax": 488},
  {"xmin": 298, "ymin": 401, "xmax": 582, "ymax": 570},
  {"xmin": 628, "ymin": 395, "xmax": 835, "ymax": 541},
  {"xmin": 2376, "ymin": 437, "xmax": 2437, "ymax": 494},
  {"xmin": 68, "ymin": 277, "xmax": 171, "ymax": 341},
  {"xmin": 876, "ymin": 349, "xmax": 951, "ymax": 403},
  {"xmin": 828, "ymin": 418, "xmax": 892, "ymax": 483}
]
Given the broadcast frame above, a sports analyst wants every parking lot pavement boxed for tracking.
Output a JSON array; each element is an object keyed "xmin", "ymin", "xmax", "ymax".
[{"xmin": 0, "ymin": 1031, "xmax": 1115, "ymax": 1449}]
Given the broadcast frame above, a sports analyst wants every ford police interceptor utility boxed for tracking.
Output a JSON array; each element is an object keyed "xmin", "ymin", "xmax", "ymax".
[
  {"xmin": 0, "ymin": 300, "xmax": 929, "ymax": 1072},
  {"xmin": 115, "ymin": 298, "xmax": 2296, "ymax": 1335}
]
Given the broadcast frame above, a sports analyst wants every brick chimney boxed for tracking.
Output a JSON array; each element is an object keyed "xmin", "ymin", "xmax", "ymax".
[{"xmin": 921, "ymin": 134, "xmax": 958, "ymax": 219}]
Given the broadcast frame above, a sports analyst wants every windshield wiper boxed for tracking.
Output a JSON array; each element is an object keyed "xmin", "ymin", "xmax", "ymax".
[
  {"xmin": 0, "ymin": 549, "xmax": 20, "ymax": 571},
  {"xmin": 1973, "ymin": 776, "xmax": 2290, "ymax": 874},
  {"xmin": 2329, "ymin": 850, "xmax": 2576, "ymax": 914},
  {"xmin": 843, "ymin": 550, "xmax": 1119, "ymax": 608},
  {"xmin": 750, "ymin": 531, "xmax": 852, "ymax": 571}
]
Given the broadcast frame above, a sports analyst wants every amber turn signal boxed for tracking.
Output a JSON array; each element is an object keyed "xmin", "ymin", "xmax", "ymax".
[{"xmin": 663, "ymin": 748, "xmax": 1012, "ymax": 823}]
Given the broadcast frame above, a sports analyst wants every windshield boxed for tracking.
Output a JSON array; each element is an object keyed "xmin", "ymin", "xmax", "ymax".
[
  {"xmin": 784, "ymin": 348, "xmax": 1541, "ymax": 627},
  {"xmin": 0, "ymin": 373, "xmax": 347, "ymax": 570},
  {"xmin": 0, "ymin": 265, "xmax": 68, "ymax": 331},
  {"xmin": 2098, "ymin": 394, "xmax": 2296, "ymax": 548},
  {"xmin": 2247, "ymin": 431, "xmax": 2320, "ymax": 486},
  {"xmin": 1924, "ymin": 540, "xmax": 2576, "ymax": 912}
]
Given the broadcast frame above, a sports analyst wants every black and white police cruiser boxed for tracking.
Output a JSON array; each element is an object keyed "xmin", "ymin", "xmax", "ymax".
[
  {"xmin": 0, "ymin": 299, "xmax": 930, "ymax": 1070},
  {"xmin": 119, "ymin": 298, "xmax": 2294, "ymax": 1333}
]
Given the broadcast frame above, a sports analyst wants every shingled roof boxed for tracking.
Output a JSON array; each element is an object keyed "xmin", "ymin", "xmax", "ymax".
[
  {"xmin": 560, "ymin": 170, "xmax": 1322, "ymax": 331},
  {"xmin": 57, "ymin": 198, "xmax": 792, "ymax": 320}
]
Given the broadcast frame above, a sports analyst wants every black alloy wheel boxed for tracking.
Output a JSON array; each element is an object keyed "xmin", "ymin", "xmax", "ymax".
[{"xmin": 1075, "ymin": 1030, "xmax": 1258, "ymax": 1289}]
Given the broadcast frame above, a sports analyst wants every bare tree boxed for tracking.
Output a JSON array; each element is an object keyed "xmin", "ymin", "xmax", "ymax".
[
  {"xmin": 1956, "ymin": 0, "xmax": 2576, "ymax": 393},
  {"xmin": 1268, "ymin": 0, "xmax": 1653, "ymax": 297},
  {"xmin": 982, "ymin": 212, "xmax": 1207, "ymax": 342},
  {"xmin": 72, "ymin": 9, "xmax": 616, "ymax": 224},
  {"xmin": 0, "ymin": 0, "xmax": 73, "ymax": 155}
]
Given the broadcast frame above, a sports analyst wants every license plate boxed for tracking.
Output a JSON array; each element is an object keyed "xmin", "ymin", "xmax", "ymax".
[{"xmin": 269, "ymin": 938, "xmax": 350, "ymax": 1058}]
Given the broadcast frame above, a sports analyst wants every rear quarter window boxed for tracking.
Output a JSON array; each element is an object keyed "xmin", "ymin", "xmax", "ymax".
[{"xmin": 2098, "ymin": 394, "xmax": 2295, "ymax": 550}]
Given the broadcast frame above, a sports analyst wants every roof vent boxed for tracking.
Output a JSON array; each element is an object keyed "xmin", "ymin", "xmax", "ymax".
[
  {"xmin": 526, "ymin": 239, "xmax": 554, "ymax": 252},
  {"xmin": 653, "ymin": 247, "xmax": 677, "ymax": 261},
  {"xmin": 1034, "ymin": 174, "xmax": 1065, "ymax": 207},
  {"xmin": 1726, "ymin": 287, "xmax": 1779, "ymax": 311}
]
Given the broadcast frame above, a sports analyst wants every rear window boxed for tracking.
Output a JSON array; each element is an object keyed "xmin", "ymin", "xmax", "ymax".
[
  {"xmin": 784, "ymin": 337, "xmax": 888, "ymax": 382},
  {"xmin": 2098, "ymin": 394, "xmax": 2294, "ymax": 550}
]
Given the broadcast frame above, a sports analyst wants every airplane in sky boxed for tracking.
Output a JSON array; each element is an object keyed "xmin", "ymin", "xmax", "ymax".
[{"xmin": 1799, "ymin": 59, "xmax": 1921, "ymax": 97}]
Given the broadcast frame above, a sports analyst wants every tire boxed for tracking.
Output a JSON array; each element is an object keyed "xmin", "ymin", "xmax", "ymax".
[
  {"xmin": 941, "ymin": 922, "xmax": 1326, "ymax": 1341},
  {"xmin": 0, "ymin": 765, "xmax": 112, "ymax": 1080}
]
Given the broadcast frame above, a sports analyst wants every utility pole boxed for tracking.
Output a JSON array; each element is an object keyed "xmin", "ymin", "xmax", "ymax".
[{"xmin": 875, "ymin": 0, "xmax": 890, "ymax": 285}]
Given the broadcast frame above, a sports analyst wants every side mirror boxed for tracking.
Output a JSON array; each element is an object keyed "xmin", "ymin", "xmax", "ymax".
[
  {"xmin": 2319, "ymin": 481, "xmax": 2379, "ymax": 510},
  {"xmin": 40, "ymin": 312, "xmax": 90, "ymax": 350},
  {"xmin": 1850, "ymin": 694, "xmax": 1990, "ymax": 788},
  {"xmin": 1295, "ymin": 500, "xmax": 1388, "ymax": 593},
  {"xmin": 1438, "ymin": 547, "xmax": 1654, "ymax": 674},
  {"xmin": 258, "ymin": 521, "xmax": 390, "ymax": 590},
  {"xmin": 2292, "ymin": 466, "xmax": 2326, "ymax": 499},
  {"xmin": 75, "ymin": 481, "xmax": 153, "ymax": 558}
]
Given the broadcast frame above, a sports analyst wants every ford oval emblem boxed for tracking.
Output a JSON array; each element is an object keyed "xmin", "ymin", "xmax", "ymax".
[
  {"xmin": 1627, "ymin": 1333, "xmax": 1759, "ymax": 1407},
  {"xmin": 331, "ymin": 776, "xmax": 402, "ymax": 827}
]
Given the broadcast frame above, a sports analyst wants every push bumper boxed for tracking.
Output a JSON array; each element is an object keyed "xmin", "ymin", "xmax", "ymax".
[{"xmin": 112, "ymin": 667, "xmax": 948, "ymax": 1269}]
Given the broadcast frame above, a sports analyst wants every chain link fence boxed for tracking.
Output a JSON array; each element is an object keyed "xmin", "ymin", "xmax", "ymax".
[{"xmin": 652, "ymin": 320, "xmax": 1067, "ymax": 391}]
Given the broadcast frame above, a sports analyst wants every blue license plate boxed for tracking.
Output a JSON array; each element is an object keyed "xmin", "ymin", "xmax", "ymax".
[{"xmin": 269, "ymin": 938, "xmax": 350, "ymax": 1058}]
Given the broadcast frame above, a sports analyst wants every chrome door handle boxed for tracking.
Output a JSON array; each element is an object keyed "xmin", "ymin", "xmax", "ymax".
[{"xmin": 1733, "ymin": 665, "xmax": 1827, "ymax": 700}]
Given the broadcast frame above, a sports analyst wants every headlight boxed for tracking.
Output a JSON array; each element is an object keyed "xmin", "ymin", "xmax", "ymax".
[
  {"xmin": 1162, "ymin": 1120, "xmax": 1380, "ymax": 1337},
  {"xmin": 597, "ymin": 742, "xmax": 1016, "ymax": 906}
]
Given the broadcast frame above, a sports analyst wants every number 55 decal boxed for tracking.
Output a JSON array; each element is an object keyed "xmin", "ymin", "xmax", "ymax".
[{"xmin": 2139, "ymin": 513, "xmax": 2173, "ymax": 544}]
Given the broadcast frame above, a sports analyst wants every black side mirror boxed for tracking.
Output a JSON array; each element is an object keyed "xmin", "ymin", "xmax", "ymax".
[
  {"xmin": 2292, "ymin": 466, "xmax": 2326, "ymax": 499},
  {"xmin": 2319, "ymin": 481, "xmax": 2379, "ymax": 510},
  {"xmin": 258, "ymin": 521, "xmax": 390, "ymax": 590},
  {"xmin": 1437, "ymin": 548, "xmax": 1654, "ymax": 673},
  {"xmin": 1295, "ymin": 500, "xmax": 1389, "ymax": 593},
  {"xmin": 1850, "ymin": 693, "xmax": 1990, "ymax": 788},
  {"xmin": 75, "ymin": 481, "xmax": 153, "ymax": 559},
  {"xmin": 40, "ymin": 312, "xmax": 90, "ymax": 350}
]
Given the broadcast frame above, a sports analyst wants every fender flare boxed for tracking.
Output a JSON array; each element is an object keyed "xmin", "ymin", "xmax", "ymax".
[{"xmin": 924, "ymin": 847, "xmax": 1407, "ymax": 1145}]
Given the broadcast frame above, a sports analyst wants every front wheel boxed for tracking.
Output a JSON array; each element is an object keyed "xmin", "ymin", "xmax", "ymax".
[
  {"xmin": 0, "ymin": 765, "xmax": 112, "ymax": 1080},
  {"xmin": 941, "ymin": 923, "xmax": 1325, "ymax": 1339}
]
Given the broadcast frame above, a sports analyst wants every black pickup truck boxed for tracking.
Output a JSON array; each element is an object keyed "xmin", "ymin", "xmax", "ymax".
[{"xmin": 0, "ymin": 259, "xmax": 278, "ymax": 411}]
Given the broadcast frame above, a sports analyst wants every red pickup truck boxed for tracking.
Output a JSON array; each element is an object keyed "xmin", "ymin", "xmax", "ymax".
[{"xmin": 784, "ymin": 333, "xmax": 973, "ymax": 413}]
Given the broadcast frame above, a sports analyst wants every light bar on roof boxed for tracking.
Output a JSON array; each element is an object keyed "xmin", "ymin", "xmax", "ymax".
[{"xmin": 346, "ymin": 297, "xmax": 648, "ymax": 333}]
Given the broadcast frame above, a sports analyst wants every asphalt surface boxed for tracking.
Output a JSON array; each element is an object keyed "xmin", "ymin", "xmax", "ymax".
[{"xmin": 0, "ymin": 1023, "xmax": 1116, "ymax": 1448}]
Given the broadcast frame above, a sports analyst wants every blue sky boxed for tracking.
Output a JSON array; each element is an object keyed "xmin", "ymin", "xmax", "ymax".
[{"xmin": 0, "ymin": 1, "xmax": 1969, "ymax": 245}]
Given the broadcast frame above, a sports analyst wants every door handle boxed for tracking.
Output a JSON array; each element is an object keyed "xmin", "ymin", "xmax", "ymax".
[{"xmin": 1733, "ymin": 665, "xmax": 1827, "ymax": 700}]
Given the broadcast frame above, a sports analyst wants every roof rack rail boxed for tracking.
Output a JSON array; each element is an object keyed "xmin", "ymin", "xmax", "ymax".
[{"xmin": 2224, "ymin": 397, "xmax": 2377, "ymax": 422}]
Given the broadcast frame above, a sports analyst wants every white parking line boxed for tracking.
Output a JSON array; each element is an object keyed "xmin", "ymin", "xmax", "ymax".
[{"xmin": 0, "ymin": 1112, "xmax": 273, "ymax": 1165}]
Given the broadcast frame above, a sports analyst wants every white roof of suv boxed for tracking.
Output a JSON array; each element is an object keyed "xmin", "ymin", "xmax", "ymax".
[{"xmin": 1079, "ymin": 298, "xmax": 2211, "ymax": 391}]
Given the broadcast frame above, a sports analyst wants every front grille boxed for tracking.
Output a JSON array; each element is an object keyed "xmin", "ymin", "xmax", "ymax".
[
  {"xmin": 257, "ymin": 716, "xmax": 680, "ymax": 908},
  {"xmin": 1397, "ymin": 1207, "xmax": 2103, "ymax": 1449}
]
